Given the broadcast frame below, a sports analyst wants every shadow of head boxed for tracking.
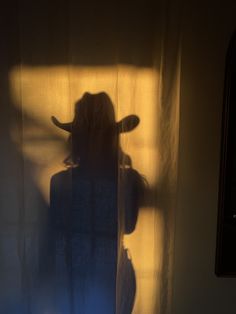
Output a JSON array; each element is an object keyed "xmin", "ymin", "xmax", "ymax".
[{"xmin": 51, "ymin": 91, "xmax": 140, "ymax": 170}]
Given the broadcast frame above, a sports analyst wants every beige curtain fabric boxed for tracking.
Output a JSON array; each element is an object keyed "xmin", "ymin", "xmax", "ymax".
[{"xmin": 0, "ymin": 0, "xmax": 181, "ymax": 313}]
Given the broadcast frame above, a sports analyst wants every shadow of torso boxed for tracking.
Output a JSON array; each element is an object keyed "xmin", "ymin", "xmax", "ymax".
[{"xmin": 49, "ymin": 166, "xmax": 138, "ymax": 314}]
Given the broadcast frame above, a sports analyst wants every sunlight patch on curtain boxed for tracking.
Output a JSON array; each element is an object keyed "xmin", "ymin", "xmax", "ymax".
[{"xmin": 9, "ymin": 65, "xmax": 164, "ymax": 313}]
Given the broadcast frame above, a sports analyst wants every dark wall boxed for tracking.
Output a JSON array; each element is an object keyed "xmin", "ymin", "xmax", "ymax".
[{"xmin": 172, "ymin": 1, "xmax": 236, "ymax": 314}]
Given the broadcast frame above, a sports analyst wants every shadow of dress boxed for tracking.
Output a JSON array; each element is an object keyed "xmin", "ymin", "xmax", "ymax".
[{"xmin": 49, "ymin": 165, "xmax": 138, "ymax": 314}]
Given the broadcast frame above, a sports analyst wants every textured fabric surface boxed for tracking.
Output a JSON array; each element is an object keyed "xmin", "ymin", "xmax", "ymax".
[{"xmin": 0, "ymin": 0, "xmax": 181, "ymax": 313}]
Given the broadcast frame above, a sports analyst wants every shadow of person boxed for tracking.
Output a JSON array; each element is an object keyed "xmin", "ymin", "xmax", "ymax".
[{"xmin": 49, "ymin": 92, "xmax": 145, "ymax": 314}]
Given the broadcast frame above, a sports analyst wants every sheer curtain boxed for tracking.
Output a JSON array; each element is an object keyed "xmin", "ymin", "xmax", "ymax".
[{"xmin": 0, "ymin": 0, "xmax": 181, "ymax": 313}]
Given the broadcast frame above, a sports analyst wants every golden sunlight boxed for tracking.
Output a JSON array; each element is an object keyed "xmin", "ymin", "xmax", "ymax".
[{"xmin": 10, "ymin": 65, "xmax": 162, "ymax": 313}]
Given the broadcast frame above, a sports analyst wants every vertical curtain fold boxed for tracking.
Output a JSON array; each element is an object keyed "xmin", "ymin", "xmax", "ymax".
[{"xmin": 0, "ymin": 0, "xmax": 181, "ymax": 313}]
